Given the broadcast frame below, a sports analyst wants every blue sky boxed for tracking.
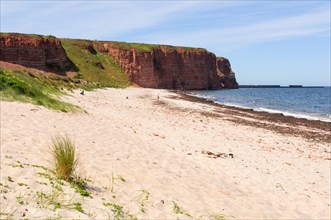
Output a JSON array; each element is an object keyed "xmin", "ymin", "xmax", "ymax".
[{"xmin": 1, "ymin": 0, "xmax": 330, "ymax": 86}]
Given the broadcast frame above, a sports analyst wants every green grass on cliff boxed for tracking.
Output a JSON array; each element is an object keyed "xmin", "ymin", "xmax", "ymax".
[
  {"xmin": 60, "ymin": 39, "xmax": 130, "ymax": 88},
  {"xmin": 108, "ymin": 41, "xmax": 202, "ymax": 52},
  {"xmin": 1, "ymin": 32, "xmax": 56, "ymax": 40},
  {"xmin": 0, "ymin": 69, "xmax": 78, "ymax": 112},
  {"xmin": 109, "ymin": 41, "xmax": 159, "ymax": 52}
]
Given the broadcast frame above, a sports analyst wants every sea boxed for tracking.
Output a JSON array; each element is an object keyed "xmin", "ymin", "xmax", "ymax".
[{"xmin": 190, "ymin": 87, "xmax": 331, "ymax": 122}]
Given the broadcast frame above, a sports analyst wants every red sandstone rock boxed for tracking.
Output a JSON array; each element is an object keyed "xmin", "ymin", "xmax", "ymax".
[
  {"xmin": 0, "ymin": 34, "xmax": 73, "ymax": 72},
  {"xmin": 95, "ymin": 43, "xmax": 231, "ymax": 89},
  {"xmin": 217, "ymin": 57, "xmax": 238, "ymax": 89}
]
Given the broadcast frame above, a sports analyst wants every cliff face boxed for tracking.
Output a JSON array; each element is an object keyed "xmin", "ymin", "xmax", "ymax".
[
  {"xmin": 217, "ymin": 57, "xmax": 238, "ymax": 89},
  {"xmin": 96, "ymin": 43, "xmax": 229, "ymax": 89},
  {"xmin": 0, "ymin": 34, "xmax": 73, "ymax": 72},
  {"xmin": 0, "ymin": 33, "xmax": 238, "ymax": 89}
]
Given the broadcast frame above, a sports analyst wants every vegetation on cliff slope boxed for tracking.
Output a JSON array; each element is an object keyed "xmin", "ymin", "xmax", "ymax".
[
  {"xmin": 108, "ymin": 41, "xmax": 202, "ymax": 52},
  {"xmin": 0, "ymin": 32, "xmax": 56, "ymax": 40},
  {"xmin": 0, "ymin": 34, "xmax": 137, "ymax": 111},
  {"xmin": 107, "ymin": 41, "xmax": 159, "ymax": 52},
  {"xmin": 0, "ymin": 69, "xmax": 77, "ymax": 112},
  {"xmin": 61, "ymin": 39, "xmax": 130, "ymax": 88}
]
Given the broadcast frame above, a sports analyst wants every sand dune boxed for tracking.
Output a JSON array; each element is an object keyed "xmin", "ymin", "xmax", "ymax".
[{"xmin": 1, "ymin": 88, "xmax": 330, "ymax": 219}]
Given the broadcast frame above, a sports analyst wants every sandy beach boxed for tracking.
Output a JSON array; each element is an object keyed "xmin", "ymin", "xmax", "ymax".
[{"xmin": 1, "ymin": 87, "xmax": 330, "ymax": 219}]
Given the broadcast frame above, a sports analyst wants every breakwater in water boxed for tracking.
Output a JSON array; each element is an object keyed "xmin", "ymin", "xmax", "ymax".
[{"xmin": 239, "ymin": 85, "xmax": 324, "ymax": 88}]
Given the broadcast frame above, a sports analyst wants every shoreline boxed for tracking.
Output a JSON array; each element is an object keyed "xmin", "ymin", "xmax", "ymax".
[
  {"xmin": 175, "ymin": 90, "xmax": 331, "ymax": 144},
  {"xmin": 183, "ymin": 87, "xmax": 331, "ymax": 123}
]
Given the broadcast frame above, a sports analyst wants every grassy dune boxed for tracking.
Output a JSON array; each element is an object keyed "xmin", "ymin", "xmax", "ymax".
[{"xmin": 0, "ymin": 69, "xmax": 78, "ymax": 112}]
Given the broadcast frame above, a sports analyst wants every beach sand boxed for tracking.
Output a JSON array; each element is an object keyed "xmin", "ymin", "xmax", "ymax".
[{"xmin": 1, "ymin": 87, "xmax": 330, "ymax": 219}]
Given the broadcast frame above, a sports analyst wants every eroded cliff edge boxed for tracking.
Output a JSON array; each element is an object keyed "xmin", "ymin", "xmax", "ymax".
[
  {"xmin": 0, "ymin": 33, "xmax": 238, "ymax": 89},
  {"xmin": 0, "ymin": 33, "xmax": 75, "ymax": 72},
  {"xmin": 217, "ymin": 57, "xmax": 238, "ymax": 89}
]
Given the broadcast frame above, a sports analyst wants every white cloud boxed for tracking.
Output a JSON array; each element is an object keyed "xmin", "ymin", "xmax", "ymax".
[
  {"xmin": 1, "ymin": 1, "xmax": 329, "ymax": 50},
  {"xmin": 1, "ymin": 1, "xmax": 204, "ymax": 39},
  {"xmin": 134, "ymin": 7, "xmax": 330, "ymax": 52}
]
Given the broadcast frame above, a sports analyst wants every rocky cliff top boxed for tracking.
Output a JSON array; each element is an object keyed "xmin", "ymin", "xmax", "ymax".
[{"xmin": 96, "ymin": 41, "xmax": 206, "ymax": 53}]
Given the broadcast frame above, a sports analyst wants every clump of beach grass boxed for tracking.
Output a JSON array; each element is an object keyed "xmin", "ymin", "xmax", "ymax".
[
  {"xmin": 51, "ymin": 135, "xmax": 78, "ymax": 181},
  {"xmin": 50, "ymin": 135, "xmax": 92, "ymax": 198}
]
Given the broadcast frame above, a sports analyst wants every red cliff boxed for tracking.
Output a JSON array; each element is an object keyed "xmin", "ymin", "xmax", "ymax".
[
  {"xmin": 96, "ymin": 43, "xmax": 224, "ymax": 89},
  {"xmin": 217, "ymin": 57, "xmax": 239, "ymax": 89},
  {"xmin": 0, "ymin": 33, "xmax": 238, "ymax": 89},
  {"xmin": 0, "ymin": 33, "xmax": 73, "ymax": 72}
]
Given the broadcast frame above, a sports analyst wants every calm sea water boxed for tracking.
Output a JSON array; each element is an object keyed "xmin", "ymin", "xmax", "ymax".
[{"xmin": 190, "ymin": 87, "xmax": 331, "ymax": 122}]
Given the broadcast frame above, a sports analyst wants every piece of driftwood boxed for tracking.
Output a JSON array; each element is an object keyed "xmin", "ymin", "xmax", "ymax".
[{"xmin": 202, "ymin": 150, "xmax": 234, "ymax": 159}]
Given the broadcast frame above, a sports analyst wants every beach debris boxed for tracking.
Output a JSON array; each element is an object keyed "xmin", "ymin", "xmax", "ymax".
[
  {"xmin": 21, "ymin": 209, "xmax": 28, "ymax": 217},
  {"xmin": 80, "ymin": 90, "xmax": 84, "ymax": 95},
  {"xmin": 126, "ymin": 96, "xmax": 128, "ymax": 99},
  {"xmin": 152, "ymin": 133, "xmax": 166, "ymax": 139},
  {"xmin": 202, "ymin": 150, "xmax": 234, "ymax": 159},
  {"xmin": 276, "ymin": 183, "xmax": 284, "ymax": 191}
]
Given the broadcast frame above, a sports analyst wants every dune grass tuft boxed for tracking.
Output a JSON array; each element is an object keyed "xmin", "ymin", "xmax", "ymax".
[{"xmin": 51, "ymin": 135, "xmax": 78, "ymax": 181}]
